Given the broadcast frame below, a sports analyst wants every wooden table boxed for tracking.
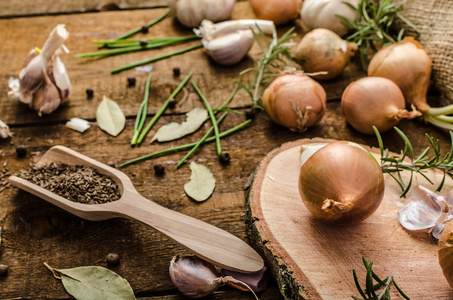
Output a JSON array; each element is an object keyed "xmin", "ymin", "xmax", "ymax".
[{"xmin": 0, "ymin": 1, "xmax": 451, "ymax": 299}]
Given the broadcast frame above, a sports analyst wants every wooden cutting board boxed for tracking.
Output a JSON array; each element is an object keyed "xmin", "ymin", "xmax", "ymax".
[{"xmin": 245, "ymin": 138, "xmax": 453, "ymax": 299}]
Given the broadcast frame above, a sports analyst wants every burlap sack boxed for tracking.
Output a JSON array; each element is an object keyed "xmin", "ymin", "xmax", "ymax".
[{"xmin": 396, "ymin": 0, "xmax": 453, "ymax": 105}]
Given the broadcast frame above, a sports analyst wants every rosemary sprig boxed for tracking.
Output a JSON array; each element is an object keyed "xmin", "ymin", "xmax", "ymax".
[
  {"xmin": 352, "ymin": 257, "xmax": 410, "ymax": 300},
  {"xmin": 338, "ymin": 0, "xmax": 420, "ymax": 69},
  {"xmin": 374, "ymin": 126, "xmax": 453, "ymax": 197},
  {"xmin": 240, "ymin": 25, "xmax": 296, "ymax": 109}
]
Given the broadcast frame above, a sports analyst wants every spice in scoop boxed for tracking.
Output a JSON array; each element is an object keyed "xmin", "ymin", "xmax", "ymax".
[{"xmin": 17, "ymin": 162, "xmax": 120, "ymax": 204}]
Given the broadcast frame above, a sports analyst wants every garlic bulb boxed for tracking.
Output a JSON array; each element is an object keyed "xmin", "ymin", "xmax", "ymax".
[
  {"xmin": 194, "ymin": 19, "xmax": 275, "ymax": 65},
  {"xmin": 10, "ymin": 24, "xmax": 72, "ymax": 116},
  {"xmin": 301, "ymin": 0, "xmax": 359, "ymax": 37},
  {"xmin": 168, "ymin": 0, "xmax": 236, "ymax": 28},
  {"xmin": 0, "ymin": 119, "xmax": 12, "ymax": 139},
  {"xmin": 439, "ymin": 220, "xmax": 453, "ymax": 287},
  {"xmin": 294, "ymin": 28, "xmax": 358, "ymax": 80}
]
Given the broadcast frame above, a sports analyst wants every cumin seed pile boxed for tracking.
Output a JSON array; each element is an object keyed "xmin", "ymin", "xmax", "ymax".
[{"xmin": 18, "ymin": 162, "xmax": 121, "ymax": 204}]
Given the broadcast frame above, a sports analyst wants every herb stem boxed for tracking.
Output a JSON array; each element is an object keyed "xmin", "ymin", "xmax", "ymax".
[
  {"xmin": 97, "ymin": 9, "xmax": 170, "ymax": 49},
  {"xmin": 192, "ymin": 81, "xmax": 222, "ymax": 155},
  {"xmin": 135, "ymin": 71, "xmax": 193, "ymax": 145},
  {"xmin": 177, "ymin": 112, "xmax": 229, "ymax": 168},
  {"xmin": 131, "ymin": 73, "xmax": 153, "ymax": 145},
  {"xmin": 119, "ymin": 119, "xmax": 252, "ymax": 167},
  {"xmin": 111, "ymin": 43, "xmax": 203, "ymax": 74}
]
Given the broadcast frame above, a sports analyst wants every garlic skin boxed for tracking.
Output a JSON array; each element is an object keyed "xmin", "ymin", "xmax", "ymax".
[
  {"xmin": 249, "ymin": 0, "xmax": 302, "ymax": 26},
  {"xmin": 10, "ymin": 24, "xmax": 71, "ymax": 116},
  {"xmin": 0, "ymin": 119, "xmax": 13, "ymax": 139},
  {"xmin": 294, "ymin": 28, "xmax": 358, "ymax": 80},
  {"xmin": 168, "ymin": 0, "xmax": 236, "ymax": 28},
  {"xmin": 194, "ymin": 19, "xmax": 275, "ymax": 66},
  {"xmin": 368, "ymin": 37, "xmax": 432, "ymax": 113},
  {"xmin": 439, "ymin": 220, "xmax": 453, "ymax": 287},
  {"xmin": 399, "ymin": 184, "xmax": 453, "ymax": 239},
  {"xmin": 299, "ymin": 141, "xmax": 385, "ymax": 224},
  {"xmin": 262, "ymin": 73, "xmax": 327, "ymax": 132},
  {"xmin": 169, "ymin": 255, "xmax": 221, "ymax": 298},
  {"xmin": 301, "ymin": 0, "xmax": 360, "ymax": 37}
]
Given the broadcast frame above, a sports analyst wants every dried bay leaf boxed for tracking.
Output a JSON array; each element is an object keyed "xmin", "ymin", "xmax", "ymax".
[
  {"xmin": 45, "ymin": 263, "xmax": 135, "ymax": 300},
  {"xmin": 96, "ymin": 96, "xmax": 126, "ymax": 136},
  {"xmin": 184, "ymin": 162, "xmax": 216, "ymax": 202},
  {"xmin": 151, "ymin": 107, "xmax": 208, "ymax": 143}
]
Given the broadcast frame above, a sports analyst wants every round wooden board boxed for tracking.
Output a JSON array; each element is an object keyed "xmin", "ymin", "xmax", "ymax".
[{"xmin": 245, "ymin": 138, "xmax": 453, "ymax": 299}]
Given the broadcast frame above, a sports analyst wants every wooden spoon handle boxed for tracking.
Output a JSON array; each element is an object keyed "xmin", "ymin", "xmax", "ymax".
[{"xmin": 113, "ymin": 194, "xmax": 264, "ymax": 273}]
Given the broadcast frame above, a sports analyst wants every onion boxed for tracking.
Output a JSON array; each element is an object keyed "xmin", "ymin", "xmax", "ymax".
[
  {"xmin": 298, "ymin": 141, "xmax": 385, "ymax": 224},
  {"xmin": 367, "ymin": 37, "xmax": 432, "ymax": 113},
  {"xmin": 341, "ymin": 77, "xmax": 421, "ymax": 135},
  {"xmin": 262, "ymin": 73, "xmax": 327, "ymax": 132},
  {"xmin": 439, "ymin": 220, "xmax": 453, "ymax": 287},
  {"xmin": 294, "ymin": 28, "xmax": 358, "ymax": 80},
  {"xmin": 248, "ymin": 0, "xmax": 302, "ymax": 26}
]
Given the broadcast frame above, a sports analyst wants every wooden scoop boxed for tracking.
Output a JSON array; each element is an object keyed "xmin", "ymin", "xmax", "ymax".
[{"xmin": 8, "ymin": 145, "xmax": 264, "ymax": 273}]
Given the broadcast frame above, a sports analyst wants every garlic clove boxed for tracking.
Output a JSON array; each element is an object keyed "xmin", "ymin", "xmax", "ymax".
[
  {"xmin": 52, "ymin": 54, "xmax": 72, "ymax": 102},
  {"xmin": 19, "ymin": 54, "xmax": 46, "ymax": 94},
  {"xmin": 398, "ymin": 184, "xmax": 453, "ymax": 238},
  {"xmin": 0, "ymin": 119, "xmax": 13, "ymax": 139},
  {"xmin": 66, "ymin": 118, "xmax": 90, "ymax": 133},
  {"xmin": 203, "ymin": 29, "xmax": 254, "ymax": 65},
  {"xmin": 194, "ymin": 19, "xmax": 275, "ymax": 42},
  {"xmin": 32, "ymin": 70, "xmax": 62, "ymax": 116}
]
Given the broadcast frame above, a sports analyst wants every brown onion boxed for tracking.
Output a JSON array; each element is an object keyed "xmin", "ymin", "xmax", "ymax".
[
  {"xmin": 341, "ymin": 77, "xmax": 421, "ymax": 135},
  {"xmin": 298, "ymin": 141, "xmax": 385, "ymax": 225},
  {"xmin": 249, "ymin": 0, "xmax": 302, "ymax": 26},
  {"xmin": 367, "ymin": 37, "xmax": 432, "ymax": 112},
  {"xmin": 438, "ymin": 220, "xmax": 453, "ymax": 288},
  {"xmin": 262, "ymin": 73, "xmax": 327, "ymax": 132},
  {"xmin": 294, "ymin": 28, "xmax": 358, "ymax": 80}
]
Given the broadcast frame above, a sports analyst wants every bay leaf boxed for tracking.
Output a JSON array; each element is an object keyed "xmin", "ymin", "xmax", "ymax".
[
  {"xmin": 184, "ymin": 162, "xmax": 216, "ymax": 202},
  {"xmin": 96, "ymin": 96, "xmax": 126, "ymax": 136},
  {"xmin": 151, "ymin": 107, "xmax": 207, "ymax": 143},
  {"xmin": 57, "ymin": 266, "xmax": 135, "ymax": 300}
]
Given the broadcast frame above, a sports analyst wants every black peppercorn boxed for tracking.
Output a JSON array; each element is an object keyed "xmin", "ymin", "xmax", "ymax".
[
  {"xmin": 168, "ymin": 98, "xmax": 177, "ymax": 108},
  {"xmin": 86, "ymin": 88, "xmax": 94, "ymax": 98},
  {"xmin": 16, "ymin": 145, "xmax": 27, "ymax": 157},
  {"xmin": 127, "ymin": 76, "xmax": 136, "ymax": 87},
  {"xmin": 107, "ymin": 161, "xmax": 116, "ymax": 168},
  {"xmin": 106, "ymin": 253, "xmax": 120, "ymax": 266},
  {"xmin": 219, "ymin": 152, "xmax": 231, "ymax": 164},
  {"xmin": 0, "ymin": 264, "xmax": 8, "ymax": 277},
  {"xmin": 172, "ymin": 67, "xmax": 181, "ymax": 77},
  {"xmin": 141, "ymin": 25, "xmax": 149, "ymax": 34},
  {"xmin": 154, "ymin": 163, "xmax": 165, "ymax": 175},
  {"xmin": 139, "ymin": 40, "xmax": 147, "ymax": 47}
]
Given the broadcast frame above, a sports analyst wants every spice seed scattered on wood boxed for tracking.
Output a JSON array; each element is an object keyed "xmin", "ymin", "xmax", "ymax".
[
  {"xmin": 220, "ymin": 152, "xmax": 231, "ymax": 164},
  {"xmin": 16, "ymin": 145, "xmax": 27, "ymax": 157},
  {"xmin": 0, "ymin": 264, "xmax": 8, "ymax": 276},
  {"xmin": 127, "ymin": 76, "xmax": 136, "ymax": 87},
  {"xmin": 106, "ymin": 253, "xmax": 120, "ymax": 266},
  {"xmin": 154, "ymin": 163, "xmax": 165, "ymax": 175},
  {"xmin": 168, "ymin": 98, "xmax": 177, "ymax": 108},
  {"xmin": 141, "ymin": 25, "xmax": 149, "ymax": 34},
  {"xmin": 173, "ymin": 67, "xmax": 181, "ymax": 77},
  {"xmin": 86, "ymin": 88, "xmax": 94, "ymax": 98}
]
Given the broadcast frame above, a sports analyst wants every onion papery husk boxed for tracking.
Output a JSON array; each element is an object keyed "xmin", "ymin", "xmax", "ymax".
[
  {"xmin": 294, "ymin": 28, "xmax": 358, "ymax": 80},
  {"xmin": 367, "ymin": 37, "xmax": 432, "ymax": 113},
  {"xmin": 341, "ymin": 77, "xmax": 421, "ymax": 135},
  {"xmin": 298, "ymin": 141, "xmax": 385, "ymax": 225},
  {"xmin": 438, "ymin": 220, "xmax": 453, "ymax": 287},
  {"xmin": 262, "ymin": 72, "xmax": 327, "ymax": 132}
]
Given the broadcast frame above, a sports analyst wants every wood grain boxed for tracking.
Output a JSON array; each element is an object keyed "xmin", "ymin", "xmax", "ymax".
[{"xmin": 246, "ymin": 139, "xmax": 453, "ymax": 299}]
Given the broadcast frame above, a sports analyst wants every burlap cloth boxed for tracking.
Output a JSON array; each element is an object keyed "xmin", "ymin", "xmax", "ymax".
[{"xmin": 395, "ymin": 0, "xmax": 453, "ymax": 105}]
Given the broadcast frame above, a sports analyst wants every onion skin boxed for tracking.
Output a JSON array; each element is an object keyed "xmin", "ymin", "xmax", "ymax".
[
  {"xmin": 249, "ymin": 0, "xmax": 302, "ymax": 26},
  {"xmin": 262, "ymin": 73, "xmax": 327, "ymax": 132},
  {"xmin": 341, "ymin": 77, "xmax": 421, "ymax": 135},
  {"xmin": 298, "ymin": 141, "xmax": 385, "ymax": 225},
  {"xmin": 294, "ymin": 28, "xmax": 358, "ymax": 80},
  {"xmin": 367, "ymin": 37, "xmax": 432, "ymax": 112},
  {"xmin": 438, "ymin": 220, "xmax": 453, "ymax": 288}
]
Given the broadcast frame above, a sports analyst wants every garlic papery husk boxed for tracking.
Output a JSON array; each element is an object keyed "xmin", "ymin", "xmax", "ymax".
[
  {"xmin": 298, "ymin": 141, "xmax": 385, "ymax": 224},
  {"xmin": 367, "ymin": 37, "xmax": 432, "ymax": 113},
  {"xmin": 168, "ymin": 0, "xmax": 236, "ymax": 28},
  {"xmin": 0, "ymin": 119, "xmax": 13, "ymax": 139},
  {"xmin": 398, "ymin": 184, "xmax": 453, "ymax": 239},
  {"xmin": 52, "ymin": 54, "xmax": 72, "ymax": 102},
  {"xmin": 203, "ymin": 29, "xmax": 254, "ymax": 65},
  {"xmin": 294, "ymin": 28, "xmax": 358, "ymax": 80},
  {"xmin": 438, "ymin": 220, "xmax": 453, "ymax": 287},
  {"xmin": 194, "ymin": 19, "xmax": 275, "ymax": 42},
  {"xmin": 249, "ymin": 0, "xmax": 302, "ymax": 26},
  {"xmin": 301, "ymin": 0, "xmax": 360, "ymax": 37}
]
